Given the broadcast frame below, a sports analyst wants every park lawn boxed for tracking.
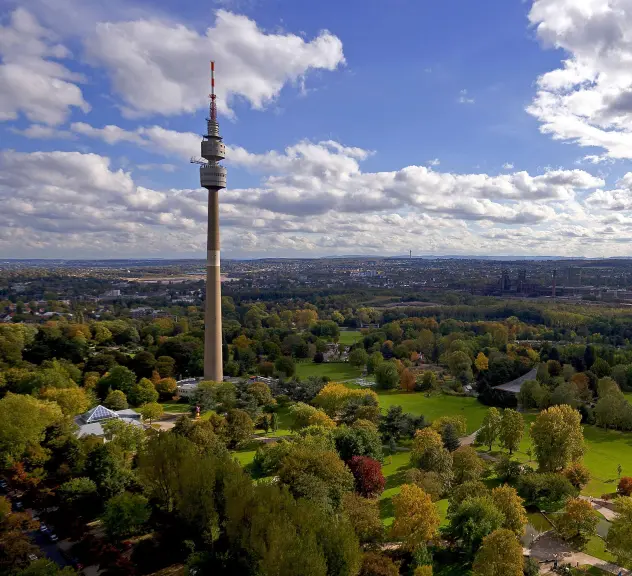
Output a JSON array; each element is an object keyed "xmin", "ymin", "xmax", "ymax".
[
  {"xmin": 338, "ymin": 330, "xmax": 362, "ymax": 346},
  {"xmin": 583, "ymin": 535, "xmax": 617, "ymax": 564},
  {"xmin": 571, "ymin": 569, "xmax": 611, "ymax": 576},
  {"xmin": 160, "ymin": 401, "xmax": 190, "ymax": 414},
  {"xmin": 376, "ymin": 392, "xmax": 488, "ymax": 433},
  {"xmin": 380, "ymin": 450, "xmax": 411, "ymax": 526},
  {"xmin": 233, "ymin": 449, "xmax": 257, "ymax": 468},
  {"xmin": 254, "ymin": 406, "xmax": 293, "ymax": 438},
  {"xmin": 296, "ymin": 362, "xmax": 363, "ymax": 381},
  {"xmin": 475, "ymin": 412, "xmax": 632, "ymax": 497}
]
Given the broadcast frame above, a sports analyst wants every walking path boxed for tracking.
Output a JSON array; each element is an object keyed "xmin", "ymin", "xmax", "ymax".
[
  {"xmin": 579, "ymin": 496, "xmax": 619, "ymax": 521},
  {"xmin": 528, "ymin": 532, "xmax": 628, "ymax": 575}
]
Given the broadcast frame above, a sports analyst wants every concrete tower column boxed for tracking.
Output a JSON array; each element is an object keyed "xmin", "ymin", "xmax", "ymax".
[{"xmin": 205, "ymin": 189, "xmax": 223, "ymax": 381}]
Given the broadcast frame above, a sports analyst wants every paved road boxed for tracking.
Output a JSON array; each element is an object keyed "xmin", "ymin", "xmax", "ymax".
[{"xmin": 31, "ymin": 530, "xmax": 69, "ymax": 567}]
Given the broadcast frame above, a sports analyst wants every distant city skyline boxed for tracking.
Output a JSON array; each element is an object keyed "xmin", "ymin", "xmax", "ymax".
[{"xmin": 2, "ymin": 0, "xmax": 632, "ymax": 259}]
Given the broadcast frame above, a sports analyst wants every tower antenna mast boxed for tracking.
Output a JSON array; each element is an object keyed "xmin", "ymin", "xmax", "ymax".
[{"xmin": 210, "ymin": 60, "xmax": 217, "ymax": 122}]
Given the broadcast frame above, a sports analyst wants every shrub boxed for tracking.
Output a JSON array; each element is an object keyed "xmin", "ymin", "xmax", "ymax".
[{"xmin": 618, "ymin": 476, "xmax": 632, "ymax": 496}]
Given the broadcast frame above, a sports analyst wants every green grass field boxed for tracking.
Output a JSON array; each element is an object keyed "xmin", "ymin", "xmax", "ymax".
[
  {"xmin": 477, "ymin": 412, "xmax": 632, "ymax": 497},
  {"xmin": 296, "ymin": 362, "xmax": 363, "ymax": 381},
  {"xmin": 338, "ymin": 330, "xmax": 362, "ymax": 345},
  {"xmin": 376, "ymin": 391, "xmax": 488, "ymax": 434},
  {"xmin": 159, "ymin": 401, "xmax": 191, "ymax": 414}
]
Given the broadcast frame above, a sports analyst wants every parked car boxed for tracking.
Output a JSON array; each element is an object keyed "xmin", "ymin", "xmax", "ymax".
[
  {"xmin": 49, "ymin": 533, "xmax": 58, "ymax": 542},
  {"xmin": 39, "ymin": 524, "xmax": 49, "ymax": 533},
  {"xmin": 27, "ymin": 554, "xmax": 38, "ymax": 561},
  {"xmin": 15, "ymin": 502, "xmax": 23, "ymax": 510},
  {"xmin": 0, "ymin": 480, "xmax": 7, "ymax": 490}
]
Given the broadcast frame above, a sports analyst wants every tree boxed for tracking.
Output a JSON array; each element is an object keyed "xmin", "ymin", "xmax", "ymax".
[
  {"xmin": 278, "ymin": 444, "xmax": 354, "ymax": 512},
  {"xmin": 405, "ymin": 469, "xmax": 444, "ymax": 502},
  {"xmin": 104, "ymin": 390, "xmax": 128, "ymax": 411},
  {"xmin": 378, "ymin": 405, "xmax": 423, "ymax": 444},
  {"xmin": 130, "ymin": 351, "xmax": 156, "ymax": 380},
  {"xmin": 556, "ymin": 497, "xmax": 599, "ymax": 544},
  {"xmin": 274, "ymin": 356, "xmax": 296, "ymax": 377},
  {"xmin": 452, "ymin": 446, "xmax": 485, "ymax": 484},
  {"xmin": 441, "ymin": 424, "xmax": 460, "ymax": 452},
  {"xmin": 447, "ymin": 351, "xmax": 473, "ymax": 384},
  {"xmin": 563, "ymin": 462, "xmax": 591, "ymax": 490},
  {"xmin": 447, "ymin": 481, "xmax": 489, "ymax": 516},
  {"xmin": 472, "ymin": 529, "xmax": 524, "ymax": 576},
  {"xmin": 411, "ymin": 428, "xmax": 443, "ymax": 465},
  {"xmin": 334, "ymin": 426, "xmax": 383, "ymax": 462},
  {"xmin": 431, "ymin": 416, "xmax": 467, "ymax": 437},
  {"xmin": 359, "ymin": 552, "xmax": 399, "ymax": 576},
  {"xmin": 289, "ymin": 402, "xmax": 335, "ymax": 431},
  {"xmin": 375, "ymin": 362, "xmax": 399, "ymax": 390},
  {"xmin": 390, "ymin": 484, "xmax": 440, "ymax": 551},
  {"xmin": 476, "ymin": 408, "xmax": 502, "ymax": 451},
  {"xmin": 58, "ymin": 477, "xmax": 98, "ymax": 517},
  {"xmin": 102, "ymin": 492, "xmax": 151, "ymax": 540},
  {"xmin": 400, "ymin": 368, "xmax": 416, "ymax": 392},
  {"xmin": 449, "ymin": 496, "xmax": 505, "ymax": 553},
  {"xmin": 127, "ymin": 377, "xmax": 159, "ymax": 407},
  {"xmin": 490, "ymin": 485, "xmax": 527, "ymax": 536},
  {"xmin": 584, "ymin": 345, "xmax": 596, "ymax": 369},
  {"xmin": 367, "ymin": 351, "xmax": 384, "ymax": 374},
  {"xmin": 226, "ymin": 409, "xmax": 254, "ymax": 448},
  {"xmin": 39, "ymin": 386, "xmax": 90, "ymax": 416},
  {"xmin": 97, "ymin": 366, "xmax": 137, "ymax": 399},
  {"xmin": 349, "ymin": 348, "xmax": 369, "ymax": 368},
  {"xmin": 416, "ymin": 371, "xmax": 437, "ymax": 392},
  {"xmin": 247, "ymin": 381, "xmax": 274, "ymax": 406},
  {"xmin": 414, "ymin": 567, "xmax": 433, "ymax": 576},
  {"xmin": 517, "ymin": 473, "xmax": 576, "ymax": 510},
  {"xmin": 155, "ymin": 355, "xmax": 176, "ymax": 378},
  {"xmin": 530, "ymin": 405, "xmax": 584, "ymax": 471},
  {"xmin": 618, "ymin": 477, "xmax": 632, "ymax": 496},
  {"xmin": 0, "ymin": 393, "xmax": 62, "ymax": 466},
  {"xmin": 0, "ymin": 495, "xmax": 39, "ymax": 572},
  {"xmin": 475, "ymin": 352, "xmax": 489, "ymax": 372},
  {"xmin": 499, "ymin": 409, "xmax": 524, "ymax": 455},
  {"xmin": 155, "ymin": 377, "xmax": 177, "ymax": 400},
  {"xmin": 591, "ymin": 358, "xmax": 611, "ymax": 378},
  {"xmin": 606, "ymin": 496, "xmax": 632, "ymax": 569},
  {"xmin": 139, "ymin": 402, "xmax": 164, "ymax": 425},
  {"xmin": 342, "ymin": 493, "xmax": 383, "ymax": 543},
  {"xmin": 347, "ymin": 456, "xmax": 385, "ymax": 497}
]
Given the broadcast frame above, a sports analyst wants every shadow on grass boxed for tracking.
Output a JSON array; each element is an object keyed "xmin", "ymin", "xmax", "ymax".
[
  {"xmin": 385, "ymin": 467, "xmax": 410, "ymax": 490},
  {"xmin": 379, "ymin": 496, "xmax": 394, "ymax": 521}
]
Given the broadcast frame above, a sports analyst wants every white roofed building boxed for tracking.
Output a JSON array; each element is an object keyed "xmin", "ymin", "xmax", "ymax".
[{"xmin": 73, "ymin": 405, "xmax": 143, "ymax": 438}]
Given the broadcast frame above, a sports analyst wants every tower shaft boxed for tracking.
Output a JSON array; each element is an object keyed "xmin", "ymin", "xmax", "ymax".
[{"xmin": 204, "ymin": 189, "xmax": 222, "ymax": 382}]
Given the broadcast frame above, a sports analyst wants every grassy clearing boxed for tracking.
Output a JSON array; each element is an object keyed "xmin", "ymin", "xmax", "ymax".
[
  {"xmin": 583, "ymin": 535, "xmax": 617, "ymax": 564},
  {"xmin": 233, "ymin": 449, "xmax": 257, "ymax": 468},
  {"xmin": 338, "ymin": 330, "xmax": 362, "ymax": 346},
  {"xmin": 376, "ymin": 391, "xmax": 488, "ymax": 434},
  {"xmin": 296, "ymin": 362, "xmax": 363, "ymax": 381},
  {"xmin": 254, "ymin": 406, "xmax": 293, "ymax": 438},
  {"xmin": 475, "ymin": 412, "xmax": 632, "ymax": 497},
  {"xmin": 159, "ymin": 401, "xmax": 190, "ymax": 414}
]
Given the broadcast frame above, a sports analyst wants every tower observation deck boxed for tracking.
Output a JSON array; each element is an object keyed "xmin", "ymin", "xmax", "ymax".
[{"xmin": 198, "ymin": 61, "xmax": 225, "ymax": 382}]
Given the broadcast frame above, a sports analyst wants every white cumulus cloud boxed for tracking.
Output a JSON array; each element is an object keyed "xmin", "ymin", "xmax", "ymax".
[{"xmin": 84, "ymin": 9, "xmax": 345, "ymax": 118}]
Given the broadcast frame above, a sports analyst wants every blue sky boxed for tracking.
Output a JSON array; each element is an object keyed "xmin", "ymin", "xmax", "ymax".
[{"xmin": 2, "ymin": 0, "xmax": 632, "ymax": 258}]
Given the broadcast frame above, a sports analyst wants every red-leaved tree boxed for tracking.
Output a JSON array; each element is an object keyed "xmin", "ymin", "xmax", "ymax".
[
  {"xmin": 348, "ymin": 456, "xmax": 385, "ymax": 498},
  {"xmin": 618, "ymin": 476, "xmax": 632, "ymax": 496}
]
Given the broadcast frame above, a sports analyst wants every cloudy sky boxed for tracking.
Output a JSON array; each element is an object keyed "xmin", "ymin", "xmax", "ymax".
[{"xmin": 2, "ymin": 0, "xmax": 632, "ymax": 259}]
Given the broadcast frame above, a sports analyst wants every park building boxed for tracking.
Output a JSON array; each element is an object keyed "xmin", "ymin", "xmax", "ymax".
[{"xmin": 74, "ymin": 405, "xmax": 142, "ymax": 439}]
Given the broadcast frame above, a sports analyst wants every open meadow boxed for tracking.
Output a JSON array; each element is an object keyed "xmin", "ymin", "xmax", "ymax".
[{"xmin": 295, "ymin": 361, "xmax": 363, "ymax": 381}]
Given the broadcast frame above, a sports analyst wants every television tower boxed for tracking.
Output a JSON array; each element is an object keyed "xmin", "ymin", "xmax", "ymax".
[{"xmin": 198, "ymin": 61, "xmax": 226, "ymax": 382}]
